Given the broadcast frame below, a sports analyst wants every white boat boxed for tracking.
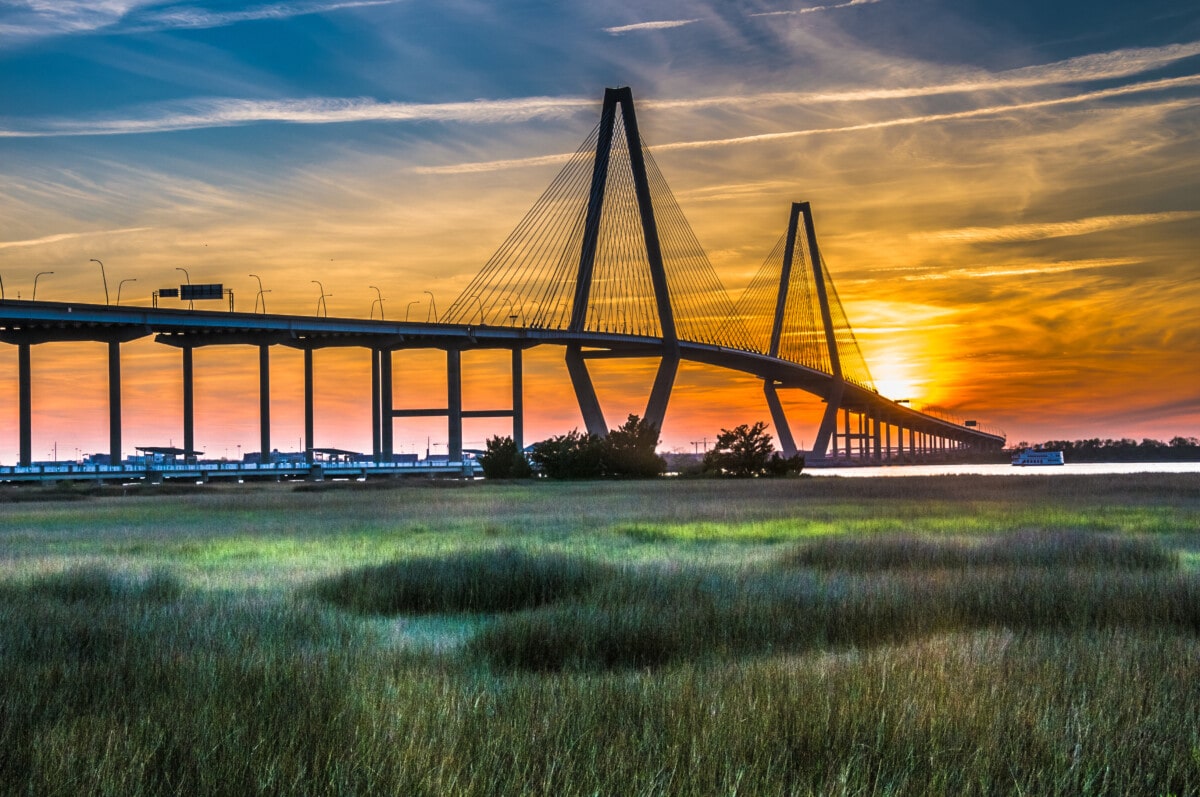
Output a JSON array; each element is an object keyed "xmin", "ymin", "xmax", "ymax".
[{"xmin": 1011, "ymin": 449, "xmax": 1065, "ymax": 466}]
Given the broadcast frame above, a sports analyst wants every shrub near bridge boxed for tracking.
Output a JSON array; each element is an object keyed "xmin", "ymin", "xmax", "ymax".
[
  {"xmin": 477, "ymin": 435, "xmax": 533, "ymax": 479},
  {"xmin": 529, "ymin": 414, "xmax": 665, "ymax": 479},
  {"xmin": 703, "ymin": 421, "xmax": 805, "ymax": 477}
]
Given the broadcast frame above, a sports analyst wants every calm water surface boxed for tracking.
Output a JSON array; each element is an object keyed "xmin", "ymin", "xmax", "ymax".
[{"xmin": 808, "ymin": 462, "xmax": 1200, "ymax": 478}]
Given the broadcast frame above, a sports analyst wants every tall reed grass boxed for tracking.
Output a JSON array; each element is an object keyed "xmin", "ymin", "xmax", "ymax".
[{"xmin": 1, "ymin": 474, "xmax": 1198, "ymax": 794}]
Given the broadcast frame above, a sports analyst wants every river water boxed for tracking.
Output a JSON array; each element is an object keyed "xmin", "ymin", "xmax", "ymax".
[{"xmin": 806, "ymin": 462, "xmax": 1200, "ymax": 478}]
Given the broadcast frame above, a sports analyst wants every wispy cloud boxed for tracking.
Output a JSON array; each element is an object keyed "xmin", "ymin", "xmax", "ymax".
[
  {"xmin": 5, "ymin": 38, "xmax": 1196, "ymax": 140},
  {"xmin": 415, "ymin": 76, "xmax": 1200, "ymax": 173},
  {"xmin": 750, "ymin": 0, "xmax": 883, "ymax": 17},
  {"xmin": 917, "ymin": 212, "xmax": 1200, "ymax": 244},
  {"xmin": 127, "ymin": 0, "xmax": 403, "ymax": 32},
  {"xmin": 0, "ymin": 96, "xmax": 594, "ymax": 138},
  {"xmin": 0, "ymin": 227, "xmax": 151, "ymax": 251},
  {"xmin": 0, "ymin": 0, "xmax": 401, "ymax": 40},
  {"xmin": 604, "ymin": 18, "xmax": 701, "ymax": 35},
  {"xmin": 654, "ymin": 75, "xmax": 1200, "ymax": 152},
  {"xmin": 645, "ymin": 41, "xmax": 1200, "ymax": 109},
  {"xmin": 899, "ymin": 258, "xmax": 1143, "ymax": 281}
]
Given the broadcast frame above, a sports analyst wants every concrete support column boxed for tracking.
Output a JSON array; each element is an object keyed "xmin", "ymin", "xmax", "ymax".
[
  {"xmin": 380, "ymin": 348, "xmax": 393, "ymax": 462},
  {"xmin": 304, "ymin": 348, "xmax": 314, "ymax": 464},
  {"xmin": 885, "ymin": 422, "xmax": 892, "ymax": 462},
  {"xmin": 447, "ymin": 349, "xmax": 463, "ymax": 462},
  {"xmin": 108, "ymin": 340, "xmax": 121, "ymax": 465},
  {"xmin": 843, "ymin": 408, "xmax": 851, "ymax": 460},
  {"xmin": 18, "ymin": 342, "xmax": 31, "ymax": 467},
  {"xmin": 872, "ymin": 410, "xmax": 882, "ymax": 462},
  {"xmin": 371, "ymin": 349, "xmax": 381, "ymax": 462},
  {"xmin": 182, "ymin": 346, "xmax": 194, "ymax": 460},
  {"xmin": 258, "ymin": 344, "xmax": 271, "ymax": 462},
  {"xmin": 511, "ymin": 347, "xmax": 524, "ymax": 451}
]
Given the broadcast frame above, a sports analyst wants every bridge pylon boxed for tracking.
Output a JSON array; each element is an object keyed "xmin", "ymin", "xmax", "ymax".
[
  {"xmin": 566, "ymin": 86, "xmax": 679, "ymax": 435},
  {"xmin": 742, "ymin": 201, "xmax": 862, "ymax": 462}
]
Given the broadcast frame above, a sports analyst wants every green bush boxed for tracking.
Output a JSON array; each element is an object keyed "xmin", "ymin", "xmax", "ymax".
[
  {"xmin": 477, "ymin": 435, "xmax": 532, "ymax": 479},
  {"xmin": 529, "ymin": 429, "xmax": 604, "ymax": 479},
  {"xmin": 600, "ymin": 415, "xmax": 666, "ymax": 478},
  {"xmin": 703, "ymin": 421, "xmax": 801, "ymax": 477}
]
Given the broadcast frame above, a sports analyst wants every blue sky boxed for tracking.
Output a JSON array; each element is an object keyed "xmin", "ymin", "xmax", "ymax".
[{"xmin": 1, "ymin": 0, "xmax": 1198, "ymax": 458}]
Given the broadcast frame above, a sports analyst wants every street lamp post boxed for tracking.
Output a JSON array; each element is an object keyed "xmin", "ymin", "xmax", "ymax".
[
  {"xmin": 89, "ymin": 259, "xmax": 109, "ymax": 305},
  {"xmin": 116, "ymin": 278, "xmax": 137, "ymax": 306},
  {"xmin": 467, "ymin": 294, "xmax": 484, "ymax": 324},
  {"xmin": 33, "ymin": 271, "xmax": 53, "ymax": 301},
  {"xmin": 369, "ymin": 286, "xmax": 384, "ymax": 320},
  {"xmin": 406, "ymin": 300, "xmax": 419, "ymax": 322},
  {"xmin": 176, "ymin": 267, "xmax": 192, "ymax": 309},
  {"xmin": 424, "ymin": 290, "xmax": 438, "ymax": 323},
  {"xmin": 250, "ymin": 274, "xmax": 268, "ymax": 314},
  {"xmin": 312, "ymin": 281, "xmax": 331, "ymax": 317}
]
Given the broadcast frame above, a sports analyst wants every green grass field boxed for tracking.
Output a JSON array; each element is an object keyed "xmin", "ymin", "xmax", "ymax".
[{"xmin": 1, "ymin": 473, "xmax": 1198, "ymax": 795}]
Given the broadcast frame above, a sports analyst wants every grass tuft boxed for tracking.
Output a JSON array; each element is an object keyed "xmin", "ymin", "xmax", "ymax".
[
  {"xmin": 311, "ymin": 546, "xmax": 613, "ymax": 615},
  {"xmin": 7, "ymin": 565, "xmax": 185, "ymax": 604},
  {"xmin": 780, "ymin": 530, "xmax": 1178, "ymax": 571}
]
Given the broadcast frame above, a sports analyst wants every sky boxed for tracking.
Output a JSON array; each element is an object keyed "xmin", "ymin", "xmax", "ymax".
[{"xmin": 1, "ymin": 0, "xmax": 1198, "ymax": 461}]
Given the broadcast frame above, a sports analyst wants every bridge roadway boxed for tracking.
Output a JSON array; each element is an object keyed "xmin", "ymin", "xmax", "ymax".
[
  {"xmin": 0, "ymin": 458, "xmax": 480, "ymax": 485},
  {"xmin": 0, "ymin": 298, "xmax": 1004, "ymax": 466}
]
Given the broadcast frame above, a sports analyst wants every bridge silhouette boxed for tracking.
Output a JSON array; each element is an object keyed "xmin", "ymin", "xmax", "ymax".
[{"xmin": 0, "ymin": 87, "xmax": 1003, "ymax": 474}]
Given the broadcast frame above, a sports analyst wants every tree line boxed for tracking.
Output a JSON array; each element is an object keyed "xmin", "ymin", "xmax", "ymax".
[
  {"xmin": 478, "ymin": 416, "xmax": 805, "ymax": 480},
  {"xmin": 1014, "ymin": 437, "xmax": 1200, "ymax": 462}
]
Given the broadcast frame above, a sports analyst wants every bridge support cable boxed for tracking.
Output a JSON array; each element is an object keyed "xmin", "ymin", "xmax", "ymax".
[
  {"xmin": 569, "ymin": 93, "xmax": 618, "ymax": 334},
  {"xmin": 443, "ymin": 87, "xmax": 752, "ymax": 351}
]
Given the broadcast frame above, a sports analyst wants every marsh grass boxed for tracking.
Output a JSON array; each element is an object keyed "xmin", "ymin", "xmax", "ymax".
[
  {"xmin": 1, "ymin": 474, "xmax": 1199, "ymax": 795},
  {"xmin": 311, "ymin": 546, "xmax": 613, "ymax": 614},
  {"xmin": 781, "ymin": 529, "xmax": 1179, "ymax": 570}
]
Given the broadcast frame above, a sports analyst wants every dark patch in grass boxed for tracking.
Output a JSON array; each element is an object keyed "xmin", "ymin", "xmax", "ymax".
[
  {"xmin": 780, "ymin": 530, "xmax": 1178, "ymax": 571},
  {"xmin": 312, "ymin": 547, "xmax": 614, "ymax": 615},
  {"xmin": 618, "ymin": 524, "xmax": 672, "ymax": 542},
  {"xmin": 470, "ymin": 553, "xmax": 1200, "ymax": 672},
  {"xmin": 0, "ymin": 566, "xmax": 184, "ymax": 605}
]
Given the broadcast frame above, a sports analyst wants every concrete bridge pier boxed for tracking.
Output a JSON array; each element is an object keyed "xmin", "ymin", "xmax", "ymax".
[
  {"xmin": 258, "ymin": 344, "xmax": 271, "ymax": 463},
  {"xmin": 18, "ymin": 342, "xmax": 31, "ymax": 467}
]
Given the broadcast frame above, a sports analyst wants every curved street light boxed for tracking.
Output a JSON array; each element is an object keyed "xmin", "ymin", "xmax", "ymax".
[
  {"xmin": 364, "ymin": 286, "xmax": 384, "ymax": 321},
  {"xmin": 424, "ymin": 290, "xmax": 438, "ymax": 323},
  {"xmin": 33, "ymin": 271, "xmax": 53, "ymax": 301},
  {"xmin": 312, "ymin": 280, "xmax": 331, "ymax": 317},
  {"xmin": 369, "ymin": 285, "xmax": 384, "ymax": 320},
  {"xmin": 405, "ymin": 300, "xmax": 419, "ymax": 322},
  {"xmin": 89, "ymin": 259, "xmax": 109, "ymax": 305},
  {"xmin": 249, "ymin": 274, "xmax": 267, "ymax": 314},
  {"xmin": 116, "ymin": 278, "xmax": 137, "ymax": 306},
  {"xmin": 176, "ymin": 267, "xmax": 192, "ymax": 309},
  {"xmin": 467, "ymin": 294, "xmax": 484, "ymax": 324}
]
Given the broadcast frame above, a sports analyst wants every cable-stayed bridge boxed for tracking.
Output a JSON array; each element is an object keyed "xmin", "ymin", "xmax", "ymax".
[{"xmin": 0, "ymin": 87, "xmax": 1003, "ymax": 473}]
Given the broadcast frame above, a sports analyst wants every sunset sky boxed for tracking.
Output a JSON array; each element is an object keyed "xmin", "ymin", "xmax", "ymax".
[{"xmin": 2, "ymin": 0, "xmax": 1198, "ymax": 461}]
